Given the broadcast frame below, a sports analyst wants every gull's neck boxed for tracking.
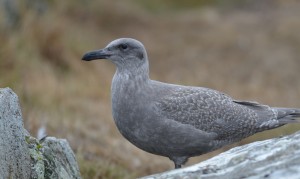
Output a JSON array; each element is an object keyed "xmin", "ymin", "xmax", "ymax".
[
  {"xmin": 112, "ymin": 62, "xmax": 150, "ymax": 94},
  {"xmin": 114, "ymin": 61, "xmax": 150, "ymax": 82}
]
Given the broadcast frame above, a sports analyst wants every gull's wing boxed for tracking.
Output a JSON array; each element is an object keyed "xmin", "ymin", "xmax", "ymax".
[{"xmin": 155, "ymin": 86, "xmax": 270, "ymax": 142}]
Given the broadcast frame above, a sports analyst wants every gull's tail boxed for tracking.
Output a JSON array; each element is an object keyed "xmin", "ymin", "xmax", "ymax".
[
  {"xmin": 233, "ymin": 100, "xmax": 300, "ymax": 132},
  {"xmin": 256, "ymin": 107, "xmax": 300, "ymax": 132},
  {"xmin": 274, "ymin": 107, "xmax": 300, "ymax": 124}
]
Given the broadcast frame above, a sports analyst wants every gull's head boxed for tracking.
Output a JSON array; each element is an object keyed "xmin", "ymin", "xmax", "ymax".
[{"xmin": 82, "ymin": 38, "xmax": 148, "ymax": 70}]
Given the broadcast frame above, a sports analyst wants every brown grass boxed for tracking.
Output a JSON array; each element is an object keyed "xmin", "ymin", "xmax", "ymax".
[{"xmin": 1, "ymin": 0, "xmax": 300, "ymax": 178}]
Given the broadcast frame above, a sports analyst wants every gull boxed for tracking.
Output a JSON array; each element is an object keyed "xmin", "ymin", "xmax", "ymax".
[{"xmin": 82, "ymin": 38, "xmax": 300, "ymax": 169}]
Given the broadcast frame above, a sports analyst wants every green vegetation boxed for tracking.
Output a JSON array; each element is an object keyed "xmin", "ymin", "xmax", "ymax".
[
  {"xmin": 1, "ymin": 0, "xmax": 300, "ymax": 178},
  {"xmin": 26, "ymin": 136, "xmax": 45, "ymax": 179}
]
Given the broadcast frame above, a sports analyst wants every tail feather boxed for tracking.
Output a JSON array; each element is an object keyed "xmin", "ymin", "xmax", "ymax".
[
  {"xmin": 273, "ymin": 107, "xmax": 300, "ymax": 124},
  {"xmin": 233, "ymin": 100, "xmax": 300, "ymax": 130}
]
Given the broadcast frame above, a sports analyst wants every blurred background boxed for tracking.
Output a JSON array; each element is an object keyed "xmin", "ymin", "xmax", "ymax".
[{"xmin": 1, "ymin": 0, "xmax": 300, "ymax": 178}]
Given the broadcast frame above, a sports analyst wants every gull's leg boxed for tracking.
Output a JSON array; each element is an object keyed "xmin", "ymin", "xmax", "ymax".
[
  {"xmin": 170, "ymin": 156, "xmax": 188, "ymax": 169},
  {"xmin": 175, "ymin": 163, "xmax": 181, "ymax": 169}
]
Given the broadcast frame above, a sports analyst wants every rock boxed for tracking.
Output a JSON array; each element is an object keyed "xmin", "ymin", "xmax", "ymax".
[
  {"xmin": 42, "ymin": 137, "xmax": 81, "ymax": 179},
  {"xmin": 0, "ymin": 87, "xmax": 31, "ymax": 179},
  {"xmin": 0, "ymin": 87, "xmax": 81, "ymax": 179},
  {"xmin": 143, "ymin": 131, "xmax": 300, "ymax": 179}
]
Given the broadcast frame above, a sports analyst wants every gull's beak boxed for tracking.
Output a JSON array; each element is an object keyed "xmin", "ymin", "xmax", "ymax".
[{"xmin": 82, "ymin": 48, "xmax": 111, "ymax": 61}]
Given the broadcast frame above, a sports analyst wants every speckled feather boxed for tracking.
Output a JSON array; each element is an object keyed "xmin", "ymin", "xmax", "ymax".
[{"xmin": 156, "ymin": 86, "xmax": 258, "ymax": 140}]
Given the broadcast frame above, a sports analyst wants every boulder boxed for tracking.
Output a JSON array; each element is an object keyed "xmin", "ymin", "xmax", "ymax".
[
  {"xmin": 143, "ymin": 130, "xmax": 300, "ymax": 179},
  {"xmin": 0, "ymin": 87, "xmax": 81, "ymax": 179}
]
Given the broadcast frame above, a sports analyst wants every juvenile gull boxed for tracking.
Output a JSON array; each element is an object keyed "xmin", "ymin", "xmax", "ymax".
[{"xmin": 82, "ymin": 38, "xmax": 300, "ymax": 169}]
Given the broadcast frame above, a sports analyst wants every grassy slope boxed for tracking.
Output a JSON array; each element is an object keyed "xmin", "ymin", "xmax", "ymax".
[{"xmin": 1, "ymin": 0, "xmax": 300, "ymax": 178}]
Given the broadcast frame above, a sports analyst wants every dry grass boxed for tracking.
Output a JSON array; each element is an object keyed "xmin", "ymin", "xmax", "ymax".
[{"xmin": 1, "ymin": 0, "xmax": 300, "ymax": 178}]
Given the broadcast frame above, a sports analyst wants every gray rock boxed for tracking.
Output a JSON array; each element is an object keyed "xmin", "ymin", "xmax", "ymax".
[
  {"xmin": 0, "ymin": 87, "xmax": 31, "ymax": 179},
  {"xmin": 0, "ymin": 87, "xmax": 81, "ymax": 179},
  {"xmin": 42, "ymin": 137, "xmax": 81, "ymax": 179},
  {"xmin": 142, "ymin": 131, "xmax": 300, "ymax": 179}
]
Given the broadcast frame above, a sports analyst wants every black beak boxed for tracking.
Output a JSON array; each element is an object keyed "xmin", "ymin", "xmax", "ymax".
[{"xmin": 82, "ymin": 49, "xmax": 111, "ymax": 61}]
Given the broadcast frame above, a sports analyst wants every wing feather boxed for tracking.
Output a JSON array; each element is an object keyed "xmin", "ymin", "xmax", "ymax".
[{"xmin": 156, "ymin": 87, "xmax": 259, "ymax": 141}]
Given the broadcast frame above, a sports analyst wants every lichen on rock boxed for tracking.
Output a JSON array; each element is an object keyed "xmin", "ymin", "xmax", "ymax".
[{"xmin": 0, "ymin": 88, "xmax": 81, "ymax": 179}]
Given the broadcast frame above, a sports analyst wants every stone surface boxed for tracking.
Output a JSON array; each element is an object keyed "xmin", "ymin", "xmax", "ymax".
[
  {"xmin": 0, "ymin": 87, "xmax": 31, "ymax": 179},
  {"xmin": 42, "ymin": 137, "xmax": 81, "ymax": 179},
  {"xmin": 142, "ymin": 131, "xmax": 300, "ymax": 179},
  {"xmin": 0, "ymin": 87, "xmax": 81, "ymax": 179}
]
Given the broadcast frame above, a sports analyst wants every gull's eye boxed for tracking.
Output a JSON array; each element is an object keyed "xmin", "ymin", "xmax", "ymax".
[{"xmin": 119, "ymin": 44, "xmax": 128, "ymax": 50}]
